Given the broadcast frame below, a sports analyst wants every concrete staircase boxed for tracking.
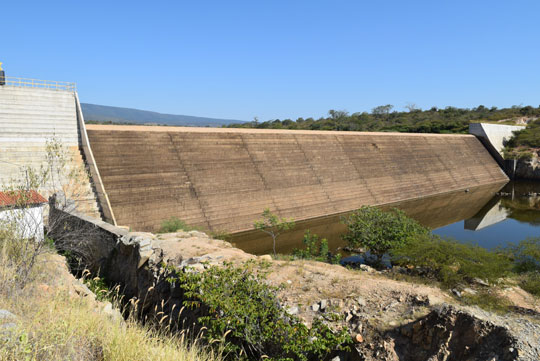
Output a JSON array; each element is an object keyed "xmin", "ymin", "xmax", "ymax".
[
  {"xmin": 86, "ymin": 126, "xmax": 509, "ymax": 233},
  {"xmin": 0, "ymin": 86, "xmax": 100, "ymax": 218}
]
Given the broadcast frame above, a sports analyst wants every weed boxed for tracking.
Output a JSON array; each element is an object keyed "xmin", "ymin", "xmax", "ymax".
[
  {"xmin": 520, "ymin": 272, "xmax": 540, "ymax": 296},
  {"xmin": 159, "ymin": 217, "xmax": 197, "ymax": 233},
  {"xmin": 392, "ymin": 236, "xmax": 513, "ymax": 288},
  {"xmin": 460, "ymin": 290, "xmax": 512, "ymax": 314},
  {"xmin": 293, "ymin": 230, "xmax": 341, "ymax": 264}
]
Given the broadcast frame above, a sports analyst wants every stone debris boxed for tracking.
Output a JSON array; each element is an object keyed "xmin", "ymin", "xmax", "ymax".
[
  {"xmin": 357, "ymin": 296, "xmax": 367, "ymax": 307},
  {"xmin": 102, "ymin": 302, "xmax": 124, "ymax": 323},
  {"xmin": 320, "ymin": 299, "xmax": 328, "ymax": 311},
  {"xmin": 286, "ymin": 306, "xmax": 299, "ymax": 315},
  {"xmin": 0, "ymin": 310, "xmax": 17, "ymax": 342},
  {"xmin": 60, "ymin": 219, "xmax": 540, "ymax": 361}
]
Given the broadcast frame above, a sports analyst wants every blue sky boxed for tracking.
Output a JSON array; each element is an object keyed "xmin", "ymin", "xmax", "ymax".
[{"xmin": 2, "ymin": 1, "xmax": 539, "ymax": 121}]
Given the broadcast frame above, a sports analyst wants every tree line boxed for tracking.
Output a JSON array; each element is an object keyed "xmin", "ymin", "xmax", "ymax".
[{"xmin": 226, "ymin": 104, "xmax": 540, "ymax": 134}]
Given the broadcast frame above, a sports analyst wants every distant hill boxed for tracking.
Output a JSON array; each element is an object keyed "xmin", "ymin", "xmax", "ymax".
[{"xmin": 81, "ymin": 103, "xmax": 245, "ymax": 127}]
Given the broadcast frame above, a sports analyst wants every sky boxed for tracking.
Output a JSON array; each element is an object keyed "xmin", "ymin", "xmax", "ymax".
[{"xmin": 2, "ymin": 1, "xmax": 540, "ymax": 121}]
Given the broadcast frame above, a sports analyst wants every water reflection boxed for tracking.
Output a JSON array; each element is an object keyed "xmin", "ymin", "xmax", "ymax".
[
  {"xmin": 230, "ymin": 181, "xmax": 540, "ymax": 255},
  {"xmin": 434, "ymin": 181, "xmax": 540, "ymax": 249},
  {"xmin": 464, "ymin": 198, "xmax": 508, "ymax": 231}
]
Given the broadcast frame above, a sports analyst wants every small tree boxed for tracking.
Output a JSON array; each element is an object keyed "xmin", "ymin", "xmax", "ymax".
[
  {"xmin": 254, "ymin": 208, "xmax": 295, "ymax": 256},
  {"xmin": 342, "ymin": 206, "xmax": 430, "ymax": 258},
  {"xmin": 1, "ymin": 137, "xmax": 102, "ymax": 290}
]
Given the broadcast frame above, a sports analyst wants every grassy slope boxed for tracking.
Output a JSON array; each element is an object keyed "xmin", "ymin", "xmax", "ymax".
[{"xmin": 0, "ymin": 251, "xmax": 221, "ymax": 361}]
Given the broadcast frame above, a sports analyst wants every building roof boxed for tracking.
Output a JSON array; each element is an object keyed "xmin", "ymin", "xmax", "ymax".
[{"xmin": 0, "ymin": 190, "xmax": 47, "ymax": 207}]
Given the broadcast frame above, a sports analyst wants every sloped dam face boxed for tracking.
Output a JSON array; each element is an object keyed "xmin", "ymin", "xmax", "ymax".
[{"xmin": 86, "ymin": 125, "xmax": 508, "ymax": 233}]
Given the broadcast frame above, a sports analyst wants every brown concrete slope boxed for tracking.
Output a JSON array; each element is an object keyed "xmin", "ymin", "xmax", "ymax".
[{"xmin": 86, "ymin": 125, "xmax": 508, "ymax": 233}]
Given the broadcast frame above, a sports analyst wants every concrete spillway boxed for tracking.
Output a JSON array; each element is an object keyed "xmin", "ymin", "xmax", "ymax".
[
  {"xmin": 0, "ymin": 86, "xmax": 100, "ymax": 218},
  {"xmin": 86, "ymin": 125, "xmax": 508, "ymax": 233}
]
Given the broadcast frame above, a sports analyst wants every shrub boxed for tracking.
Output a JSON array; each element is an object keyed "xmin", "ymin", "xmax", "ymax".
[
  {"xmin": 159, "ymin": 217, "xmax": 195, "ymax": 233},
  {"xmin": 460, "ymin": 289, "xmax": 512, "ymax": 314},
  {"xmin": 342, "ymin": 206, "xmax": 430, "ymax": 257},
  {"xmin": 506, "ymin": 238, "xmax": 540, "ymax": 273},
  {"xmin": 292, "ymin": 230, "xmax": 341, "ymax": 264},
  {"xmin": 170, "ymin": 261, "xmax": 350, "ymax": 361},
  {"xmin": 392, "ymin": 236, "xmax": 513, "ymax": 288},
  {"xmin": 505, "ymin": 118, "xmax": 540, "ymax": 149},
  {"xmin": 520, "ymin": 272, "xmax": 540, "ymax": 296}
]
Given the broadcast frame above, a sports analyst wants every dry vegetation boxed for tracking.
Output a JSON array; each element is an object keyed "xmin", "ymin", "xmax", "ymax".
[
  {"xmin": 0, "ymin": 137, "xmax": 221, "ymax": 361},
  {"xmin": 0, "ymin": 238, "xmax": 221, "ymax": 361}
]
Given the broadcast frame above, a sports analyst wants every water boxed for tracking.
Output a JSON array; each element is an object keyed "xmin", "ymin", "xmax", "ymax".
[{"xmin": 230, "ymin": 181, "xmax": 540, "ymax": 255}]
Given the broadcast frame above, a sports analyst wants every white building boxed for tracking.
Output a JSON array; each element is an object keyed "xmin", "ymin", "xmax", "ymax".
[{"xmin": 0, "ymin": 190, "xmax": 47, "ymax": 242}]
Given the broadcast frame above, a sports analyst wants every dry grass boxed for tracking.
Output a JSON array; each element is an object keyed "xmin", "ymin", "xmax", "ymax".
[{"xmin": 0, "ymin": 239, "xmax": 221, "ymax": 361}]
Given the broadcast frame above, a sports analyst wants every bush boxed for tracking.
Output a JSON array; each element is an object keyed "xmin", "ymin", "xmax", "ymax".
[
  {"xmin": 159, "ymin": 217, "xmax": 195, "ymax": 233},
  {"xmin": 342, "ymin": 206, "xmax": 430, "ymax": 257},
  {"xmin": 505, "ymin": 119, "xmax": 540, "ymax": 149},
  {"xmin": 392, "ymin": 236, "xmax": 513, "ymax": 288},
  {"xmin": 292, "ymin": 231, "xmax": 341, "ymax": 264},
  {"xmin": 171, "ymin": 261, "xmax": 350, "ymax": 361},
  {"xmin": 520, "ymin": 272, "xmax": 540, "ymax": 296},
  {"xmin": 460, "ymin": 289, "xmax": 512, "ymax": 314},
  {"xmin": 506, "ymin": 238, "xmax": 540, "ymax": 273}
]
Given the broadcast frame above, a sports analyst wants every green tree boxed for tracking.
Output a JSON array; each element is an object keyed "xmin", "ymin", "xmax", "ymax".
[{"xmin": 254, "ymin": 208, "xmax": 295, "ymax": 256}]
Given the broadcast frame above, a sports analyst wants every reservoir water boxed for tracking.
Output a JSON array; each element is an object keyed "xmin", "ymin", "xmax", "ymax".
[{"xmin": 230, "ymin": 181, "xmax": 540, "ymax": 255}]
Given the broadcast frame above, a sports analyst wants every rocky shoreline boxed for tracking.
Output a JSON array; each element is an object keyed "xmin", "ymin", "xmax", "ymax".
[
  {"xmin": 60, "ymin": 218, "xmax": 538, "ymax": 361},
  {"xmin": 513, "ymin": 154, "xmax": 540, "ymax": 180}
]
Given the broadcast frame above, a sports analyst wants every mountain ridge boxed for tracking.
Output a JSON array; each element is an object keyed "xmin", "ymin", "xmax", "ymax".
[{"xmin": 81, "ymin": 103, "xmax": 245, "ymax": 127}]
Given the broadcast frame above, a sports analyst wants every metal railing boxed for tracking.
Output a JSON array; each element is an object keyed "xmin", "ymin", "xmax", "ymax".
[{"xmin": 1, "ymin": 76, "xmax": 76, "ymax": 92}]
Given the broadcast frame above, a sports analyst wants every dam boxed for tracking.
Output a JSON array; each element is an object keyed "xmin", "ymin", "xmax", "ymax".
[
  {"xmin": 0, "ymin": 77, "xmax": 510, "ymax": 235},
  {"xmin": 86, "ymin": 125, "xmax": 508, "ymax": 233}
]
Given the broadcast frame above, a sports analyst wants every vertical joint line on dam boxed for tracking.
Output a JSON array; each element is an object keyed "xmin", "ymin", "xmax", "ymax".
[
  {"xmin": 293, "ymin": 134, "xmax": 337, "ymax": 213},
  {"xmin": 239, "ymin": 135, "xmax": 280, "ymax": 212},
  {"xmin": 167, "ymin": 132, "xmax": 212, "ymax": 231},
  {"xmin": 333, "ymin": 134, "xmax": 378, "ymax": 203}
]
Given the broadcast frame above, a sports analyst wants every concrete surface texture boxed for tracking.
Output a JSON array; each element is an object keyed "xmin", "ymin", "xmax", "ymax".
[
  {"xmin": 86, "ymin": 124, "xmax": 509, "ymax": 233},
  {"xmin": 0, "ymin": 86, "xmax": 100, "ymax": 218},
  {"xmin": 469, "ymin": 123, "xmax": 524, "ymax": 157}
]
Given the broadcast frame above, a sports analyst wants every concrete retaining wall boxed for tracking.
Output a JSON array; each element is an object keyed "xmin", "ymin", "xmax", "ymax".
[
  {"xmin": 86, "ymin": 125, "xmax": 509, "ymax": 233},
  {"xmin": 0, "ymin": 86, "xmax": 100, "ymax": 218},
  {"xmin": 469, "ymin": 123, "xmax": 525, "ymax": 164}
]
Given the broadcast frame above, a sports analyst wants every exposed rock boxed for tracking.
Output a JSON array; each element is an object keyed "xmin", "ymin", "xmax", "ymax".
[
  {"xmin": 286, "ymin": 306, "xmax": 299, "ymax": 315},
  {"xmin": 320, "ymin": 299, "xmax": 328, "ymax": 311},
  {"xmin": 357, "ymin": 296, "xmax": 367, "ymax": 307},
  {"xmin": 259, "ymin": 255, "xmax": 273, "ymax": 261},
  {"xmin": 462, "ymin": 287, "xmax": 478, "ymax": 295},
  {"xmin": 473, "ymin": 277, "xmax": 490, "ymax": 287},
  {"xmin": 515, "ymin": 156, "xmax": 540, "ymax": 180},
  {"xmin": 0, "ymin": 309, "xmax": 17, "ymax": 337},
  {"xmin": 188, "ymin": 230, "xmax": 209, "ymax": 238},
  {"xmin": 102, "ymin": 302, "xmax": 124, "ymax": 323},
  {"xmin": 73, "ymin": 279, "xmax": 96, "ymax": 300},
  {"xmin": 360, "ymin": 264, "xmax": 376, "ymax": 273},
  {"xmin": 0, "ymin": 323, "xmax": 16, "ymax": 330},
  {"xmin": 53, "ymin": 212, "xmax": 540, "ymax": 361},
  {"xmin": 0, "ymin": 310, "xmax": 16, "ymax": 322}
]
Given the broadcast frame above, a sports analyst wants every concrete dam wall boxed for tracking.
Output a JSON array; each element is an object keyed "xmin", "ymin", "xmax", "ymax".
[
  {"xmin": 86, "ymin": 125, "xmax": 508, "ymax": 233},
  {"xmin": 0, "ymin": 86, "xmax": 100, "ymax": 218}
]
